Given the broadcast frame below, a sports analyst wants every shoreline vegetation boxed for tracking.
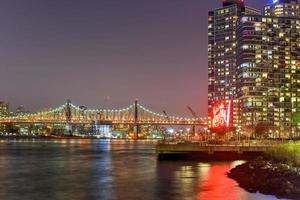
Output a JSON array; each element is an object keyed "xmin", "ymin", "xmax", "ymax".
[{"xmin": 228, "ymin": 142, "xmax": 300, "ymax": 199}]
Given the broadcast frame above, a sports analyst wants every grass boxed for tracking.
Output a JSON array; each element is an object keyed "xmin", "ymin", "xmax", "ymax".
[{"xmin": 264, "ymin": 142, "xmax": 300, "ymax": 167}]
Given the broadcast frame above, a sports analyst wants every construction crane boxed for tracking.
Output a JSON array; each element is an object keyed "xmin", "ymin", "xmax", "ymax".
[
  {"xmin": 187, "ymin": 106, "xmax": 198, "ymax": 118},
  {"xmin": 162, "ymin": 110, "xmax": 169, "ymax": 119}
]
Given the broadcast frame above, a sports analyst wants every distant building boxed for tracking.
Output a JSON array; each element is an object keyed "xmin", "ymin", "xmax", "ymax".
[
  {"xmin": 0, "ymin": 101, "xmax": 9, "ymax": 117},
  {"xmin": 0, "ymin": 101, "xmax": 9, "ymax": 132},
  {"xmin": 16, "ymin": 105, "xmax": 30, "ymax": 115}
]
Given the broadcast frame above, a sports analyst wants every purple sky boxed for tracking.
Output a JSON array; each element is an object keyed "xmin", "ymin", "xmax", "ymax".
[{"xmin": 0, "ymin": 0, "xmax": 269, "ymax": 116}]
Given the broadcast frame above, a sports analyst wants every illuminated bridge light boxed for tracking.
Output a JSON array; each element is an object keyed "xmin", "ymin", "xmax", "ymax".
[{"xmin": 0, "ymin": 102, "xmax": 207, "ymax": 126}]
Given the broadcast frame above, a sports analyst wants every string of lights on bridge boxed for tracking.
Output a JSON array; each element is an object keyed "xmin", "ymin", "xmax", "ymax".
[{"xmin": 0, "ymin": 102, "xmax": 207, "ymax": 123}]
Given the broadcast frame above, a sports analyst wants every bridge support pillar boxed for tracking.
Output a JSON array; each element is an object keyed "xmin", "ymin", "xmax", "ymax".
[
  {"xmin": 65, "ymin": 99, "xmax": 73, "ymax": 136},
  {"xmin": 65, "ymin": 124, "xmax": 73, "ymax": 136},
  {"xmin": 134, "ymin": 99, "xmax": 139, "ymax": 139}
]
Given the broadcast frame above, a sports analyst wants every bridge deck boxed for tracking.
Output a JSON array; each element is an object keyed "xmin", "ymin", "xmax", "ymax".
[{"xmin": 0, "ymin": 120, "xmax": 206, "ymax": 126}]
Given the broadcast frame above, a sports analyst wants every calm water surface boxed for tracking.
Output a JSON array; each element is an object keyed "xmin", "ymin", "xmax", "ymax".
[{"xmin": 0, "ymin": 139, "xmax": 288, "ymax": 200}]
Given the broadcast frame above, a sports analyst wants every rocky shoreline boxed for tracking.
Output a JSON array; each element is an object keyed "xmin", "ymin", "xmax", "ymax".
[{"xmin": 228, "ymin": 157, "xmax": 300, "ymax": 199}]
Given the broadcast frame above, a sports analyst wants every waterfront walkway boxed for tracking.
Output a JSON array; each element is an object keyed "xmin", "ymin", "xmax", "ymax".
[{"xmin": 156, "ymin": 140, "xmax": 281, "ymax": 160}]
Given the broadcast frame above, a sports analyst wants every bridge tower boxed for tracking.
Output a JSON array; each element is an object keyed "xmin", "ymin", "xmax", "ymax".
[
  {"xmin": 134, "ymin": 99, "xmax": 139, "ymax": 139},
  {"xmin": 65, "ymin": 99, "xmax": 73, "ymax": 136}
]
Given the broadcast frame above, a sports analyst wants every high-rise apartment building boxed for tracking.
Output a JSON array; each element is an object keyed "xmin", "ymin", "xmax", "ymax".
[
  {"xmin": 208, "ymin": 0, "xmax": 300, "ymax": 137},
  {"xmin": 208, "ymin": 0, "xmax": 260, "ymax": 131},
  {"xmin": 236, "ymin": 1, "xmax": 300, "ymax": 137}
]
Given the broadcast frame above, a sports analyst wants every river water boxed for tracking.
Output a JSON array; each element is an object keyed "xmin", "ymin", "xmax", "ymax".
[{"xmin": 0, "ymin": 139, "xmax": 288, "ymax": 200}]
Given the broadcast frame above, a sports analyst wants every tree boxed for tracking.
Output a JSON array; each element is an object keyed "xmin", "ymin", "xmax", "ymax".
[
  {"xmin": 254, "ymin": 122, "xmax": 272, "ymax": 139},
  {"xmin": 292, "ymin": 112, "xmax": 300, "ymax": 124}
]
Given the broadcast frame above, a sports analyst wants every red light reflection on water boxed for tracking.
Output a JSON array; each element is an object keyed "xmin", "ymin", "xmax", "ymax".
[{"xmin": 197, "ymin": 162, "xmax": 245, "ymax": 200}]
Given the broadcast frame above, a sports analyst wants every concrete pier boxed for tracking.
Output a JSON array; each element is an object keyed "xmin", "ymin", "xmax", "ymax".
[{"xmin": 156, "ymin": 142, "xmax": 271, "ymax": 160}]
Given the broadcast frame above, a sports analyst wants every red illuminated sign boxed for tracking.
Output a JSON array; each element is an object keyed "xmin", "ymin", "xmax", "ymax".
[{"xmin": 211, "ymin": 100, "xmax": 232, "ymax": 132}]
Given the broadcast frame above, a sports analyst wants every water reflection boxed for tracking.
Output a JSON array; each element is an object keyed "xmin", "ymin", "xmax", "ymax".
[
  {"xmin": 0, "ymin": 139, "xmax": 285, "ymax": 200},
  {"xmin": 198, "ymin": 162, "xmax": 243, "ymax": 200}
]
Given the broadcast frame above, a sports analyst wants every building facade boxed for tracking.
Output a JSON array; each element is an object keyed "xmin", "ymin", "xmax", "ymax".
[
  {"xmin": 264, "ymin": 0, "xmax": 300, "ymax": 18},
  {"xmin": 208, "ymin": 0, "xmax": 260, "ymax": 132},
  {"xmin": 0, "ymin": 101, "xmax": 9, "ymax": 117},
  {"xmin": 237, "ymin": 5, "xmax": 300, "ymax": 137},
  {"xmin": 0, "ymin": 101, "xmax": 9, "ymax": 132},
  {"xmin": 208, "ymin": 0, "xmax": 300, "ymax": 137}
]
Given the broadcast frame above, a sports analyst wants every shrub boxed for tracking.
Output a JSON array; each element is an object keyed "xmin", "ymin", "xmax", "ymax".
[{"xmin": 264, "ymin": 142, "xmax": 300, "ymax": 167}]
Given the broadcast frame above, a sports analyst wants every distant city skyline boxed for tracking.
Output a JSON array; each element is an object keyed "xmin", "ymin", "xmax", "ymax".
[{"xmin": 0, "ymin": 0, "xmax": 268, "ymax": 116}]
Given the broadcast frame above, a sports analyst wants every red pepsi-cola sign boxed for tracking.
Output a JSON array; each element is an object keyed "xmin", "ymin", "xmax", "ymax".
[{"xmin": 210, "ymin": 100, "xmax": 232, "ymax": 132}]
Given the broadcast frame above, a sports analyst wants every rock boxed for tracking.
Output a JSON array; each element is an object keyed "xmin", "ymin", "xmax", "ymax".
[{"xmin": 228, "ymin": 158, "xmax": 300, "ymax": 199}]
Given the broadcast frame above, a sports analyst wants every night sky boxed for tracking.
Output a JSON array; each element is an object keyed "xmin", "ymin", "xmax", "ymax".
[{"xmin": 0, "ymin": 0, "xmax": 270, "ymax": 116}]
